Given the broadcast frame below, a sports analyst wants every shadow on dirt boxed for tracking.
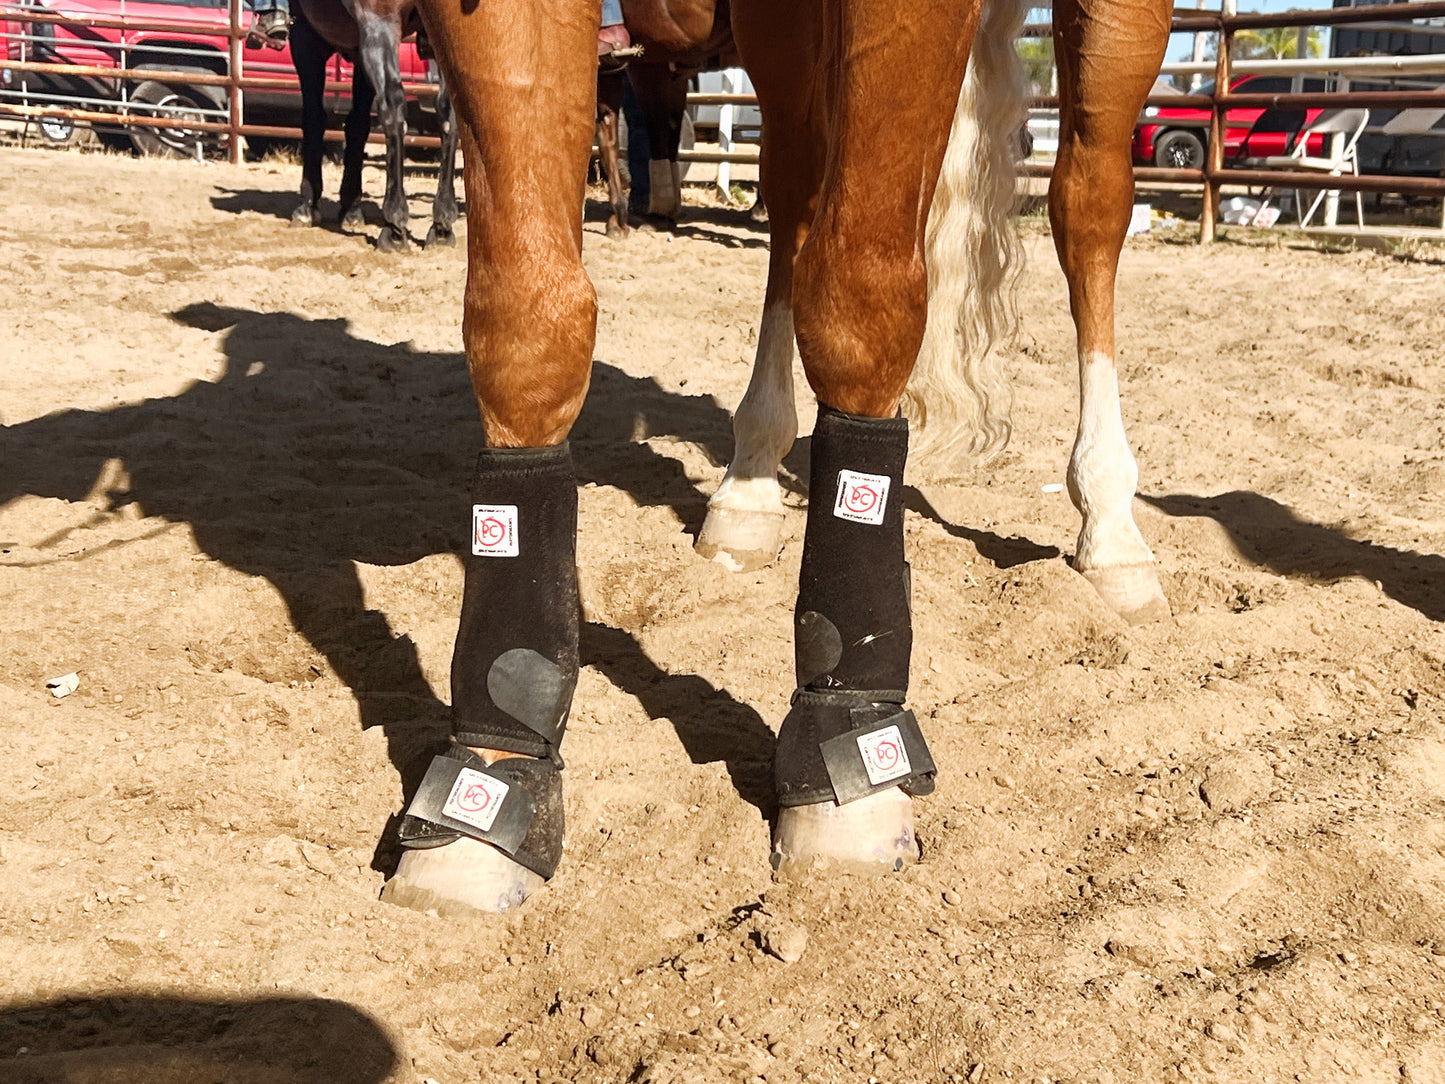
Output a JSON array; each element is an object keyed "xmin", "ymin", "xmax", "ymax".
[
  {"xmin": 210, "ymin": 185, "xmax": 464, "ymax": 246},
  {"xmin": 0, "ymin": 994, "xmax": 396, "ymax": 1084},
  {"xmin": 904, "ymin": 487, "xmax": 1063, "ymax": 568},
  {"xmin": 581, "ymin": 197, "xmax": 768, "ymax": 249},
  {"xmin": 0, "ymin": 303, "xmax": 772, "ymax": 858},
  {"xmin": 1145, "ymin": 490, "xmax": 1445, "ymax": 622}
]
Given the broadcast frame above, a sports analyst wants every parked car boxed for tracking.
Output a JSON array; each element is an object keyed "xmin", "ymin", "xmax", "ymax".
[
  {"xmin": 1, "ymin": 0, "xmax": 438, "ymax": 156},
  {"xmin": 1133, "ymin": 74, "xmax": 1332, "ymax": 170}
]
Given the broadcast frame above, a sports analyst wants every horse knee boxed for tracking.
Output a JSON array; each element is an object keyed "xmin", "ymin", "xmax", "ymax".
[
  {"xmin": 792, "ymin": 237, "xmax": 927, "ymax": 416},
  {"xmin": 465, "ymin": 259, "xmax": 596, "ymax": 446}
]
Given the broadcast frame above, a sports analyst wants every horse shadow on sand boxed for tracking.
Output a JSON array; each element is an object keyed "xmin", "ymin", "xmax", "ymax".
[
  {"xmin": 0, "ymin": 304, "xmax": 785, "ymax": 869},
  {"xmin": 1145, "ymin": 491, "xmax": 1445, "ymax": 623},
  {"xmin": 0, "ymin": 993, "xmax": 396, "ymax": 1084}
]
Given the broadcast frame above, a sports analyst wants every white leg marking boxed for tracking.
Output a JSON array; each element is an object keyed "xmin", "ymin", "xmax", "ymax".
[
  {"xmin": 647, "ymin": 158, "xmax": 682, "ymax": 220},
  {"xmin": 1068, "ymin": 350, "xmax": 1169, "ymax": 623},
  {"xmin": 696, "ymin": 303, "xmax": 797, "ymax": 570}
]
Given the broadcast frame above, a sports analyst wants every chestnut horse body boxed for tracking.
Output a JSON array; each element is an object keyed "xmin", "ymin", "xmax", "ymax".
[
  {"xmin": 380, "ymin": 0, "xmax": 1174, "ymax": 915},
  {"xmin": 289, "ymin": 0, "xmax": 460, "ymax": 250}
]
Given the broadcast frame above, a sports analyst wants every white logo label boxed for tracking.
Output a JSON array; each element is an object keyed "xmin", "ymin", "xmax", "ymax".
[
  {"xmin": 833, "ymin": 469, "xmax": 890, "ymax": 526},
  {"xmin": 442, "ymin": 766, "xmax": 511, "ymax": 833},
  {"xmin": 472, "ymin": 504, "xmax": 519, "ymax": 557},
  {"xmin": 857, "ymin": 724, "xmax": 912, "ymax": 786}
]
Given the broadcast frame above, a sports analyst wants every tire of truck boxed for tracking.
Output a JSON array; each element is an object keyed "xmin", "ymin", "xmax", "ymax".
[
  {"xmin": 1153, "ymin": 128, "xmax": 1205, "ymax": 171},
  {"xmin": 128, "ymin": 69, "xmax": 225, "ymax": 159}
]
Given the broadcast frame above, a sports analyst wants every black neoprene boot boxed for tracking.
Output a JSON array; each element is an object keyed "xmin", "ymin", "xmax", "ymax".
[
  {"xmin": 774, "ymin": 406, "xmax": 936, "ymax": 808},
  {"xmin": 397, "ymin": 444, "xmax": 578, "ymax": 879}
]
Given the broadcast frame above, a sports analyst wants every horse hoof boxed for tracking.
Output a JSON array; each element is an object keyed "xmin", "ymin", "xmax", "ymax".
[
  {"xmin": 424, "ymin": 224, "xmax": 456, "ymax": 249},
  {"xmin": 376, "ymin": 227, "xmax": 409, "ymax": 253},
  {"xmin": 341, "ymin": 207, "xmax": 365, "ymax": 232},
  {"xmin": 1079, "ymin": 562, "xmax": 1171, "ymax": 625},
  {"xmin": 290, "ymin": 206, "xmax": 319, "ymax": 228},
  {"xmin": 605, "ymin": 219, "xmax": 628, "ymax": 240},
  {"xmin": 381, "ymin": 836, "xmax": 543, "ymax": 918},
  {"xmin": 695, "ymin": 507, "xmax": 785, "ymax": 572},
  {"xmin": 770, "ymin": 788, "xmax": 917, "ymax": 878}
]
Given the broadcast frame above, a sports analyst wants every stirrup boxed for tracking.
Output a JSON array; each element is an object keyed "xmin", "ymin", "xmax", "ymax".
[{"xmin": 252, "ymin": 11, "xmax": 290, "ymax": 48}]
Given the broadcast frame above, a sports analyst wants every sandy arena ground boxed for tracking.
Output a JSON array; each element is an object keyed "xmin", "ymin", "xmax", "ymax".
[{"xmin": 2, "ymin": 143, "xmax": 1445, "ymax": 1084}]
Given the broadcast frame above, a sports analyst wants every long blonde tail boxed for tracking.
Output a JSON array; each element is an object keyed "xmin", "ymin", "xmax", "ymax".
[{"xmin": 903, "ymin": 0, "xmax": 1029, "ymax": 473}]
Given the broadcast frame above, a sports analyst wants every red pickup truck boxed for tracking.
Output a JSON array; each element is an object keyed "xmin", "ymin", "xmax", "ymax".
[
  {"xmin": 1, "ymin": 0, "xmax": 438, "ymax": 156},
  {"xmin": 1133, "ymin": 74, "xmax": 1330, "ymax": 170}
]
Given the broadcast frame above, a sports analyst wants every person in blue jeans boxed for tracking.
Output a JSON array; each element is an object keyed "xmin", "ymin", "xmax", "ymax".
[{"xmin": 599, "ymin": 0, "xmax": 630, "ymax": 63}]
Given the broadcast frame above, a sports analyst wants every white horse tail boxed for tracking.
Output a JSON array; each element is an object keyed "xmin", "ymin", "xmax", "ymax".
[{"xmin": 903, "ymin": 0, "xmax": 1029, "ymax": 472}]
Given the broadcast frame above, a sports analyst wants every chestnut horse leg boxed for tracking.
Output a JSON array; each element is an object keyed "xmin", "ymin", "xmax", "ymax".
[
  {"xmin": 1051, "ymin": 0, "xmax": 1172, "ymax": 624},
  {"xmin": 356, "ymin": 8, "xmax": 411, "ymax": 250},
  {"xmin": 596, "ymin": 71, "xmax": 629, "ymax": 239},
  {"xmin": 381, "ymin": 0, "xmax": 598, "ymax": 917},
  {"xmin": 734, "ymin": 0, "xmax": 980, "ymax": 874},
  {"xmin": 695, "ymin": 6, "xmax": 825, "ymax": 572}
]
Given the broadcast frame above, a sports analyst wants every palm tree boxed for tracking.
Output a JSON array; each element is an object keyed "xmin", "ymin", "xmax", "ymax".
[{"xmin": 1233, "ymin": 26, "xmax": 1324, "ymax": 59}]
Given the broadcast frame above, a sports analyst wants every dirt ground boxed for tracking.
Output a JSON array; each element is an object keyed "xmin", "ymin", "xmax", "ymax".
[{"xmin": 2, "ymin": 142, "xmax": 1445, "ymax": 1084}]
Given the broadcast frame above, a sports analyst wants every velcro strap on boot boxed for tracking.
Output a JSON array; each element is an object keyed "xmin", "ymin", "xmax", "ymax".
[
  {"xmin": 777, "ymin": 689, "xmax": 936, "ymax": 807},
  {"xmin": 398, "ymin": 746, "xmax": 564, "ymax": 880}
]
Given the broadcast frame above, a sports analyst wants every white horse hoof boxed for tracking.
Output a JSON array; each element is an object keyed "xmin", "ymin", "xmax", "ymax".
[
  {"xmin": 770, "ymin": 787, "xmax": 917, "ymax": 877},
  {"xmin": 695, "ymin": 507, "xmax": 785, "ymax": 572},
  {"xmin": 1079, "ymin": 562, "xmax": 1171, "ymax": 626},
  {"xmin": 381, "ymin": 836, "xmax": 543, "ymax": 918}
]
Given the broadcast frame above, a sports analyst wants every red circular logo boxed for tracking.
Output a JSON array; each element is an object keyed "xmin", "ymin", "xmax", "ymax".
[
  {"xmin": 457, "ymin": 782, "xmax": 493, "ymax": 813},
  {"xmin": 843, "ymin": 484, "xmax": 878, "ymax": 515},
  {"xmin": 873, "ymin": 739, "xmax": 900, "ymax": 769},
  {"xmin": 476, "ymin": 516, "xmax": 507, "ymax": 547}
]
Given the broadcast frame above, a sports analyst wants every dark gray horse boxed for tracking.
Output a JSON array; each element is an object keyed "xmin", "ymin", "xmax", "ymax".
[{"xmin": 289, "ymin": 0, "xmax": 460, "ymax": 250}]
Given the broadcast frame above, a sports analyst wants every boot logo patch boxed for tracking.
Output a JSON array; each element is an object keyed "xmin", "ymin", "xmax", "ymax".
[
  {"xmin": 472, "ymin": 504, "xmax": 519, "ymax": 557},
  {"xmin": 442, "ymin": 766, "xmax": 511, "ymax": 832},
  {"xmin": 834, "ymin": 469, "xmax": 890, "ymax": 525},
  {"xmin": 857, "ymin": 724, "xmax": 912, "ymax": 785}
]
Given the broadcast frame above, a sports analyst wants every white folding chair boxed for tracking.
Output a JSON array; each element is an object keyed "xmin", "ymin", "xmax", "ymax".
[{"xmin": 1259, "ymin": 108, "xmax": 1369, "ymax": 227}]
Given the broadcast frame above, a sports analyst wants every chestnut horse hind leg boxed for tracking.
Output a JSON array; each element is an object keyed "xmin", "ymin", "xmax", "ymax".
[
  {"xmin": 381, "ymin": 0, "xmax": 598, "ymax": 917},
  {"xmin": 733, "ymin": 0, "xmax": 979, "ymax": 873},
  {"xmin": 1051, "ymin": 0, "xmax": 1172, "ymax": 624},
  {"xmin": 693, "ymin": 5, "xmax": 824, "ymax": 572}
]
